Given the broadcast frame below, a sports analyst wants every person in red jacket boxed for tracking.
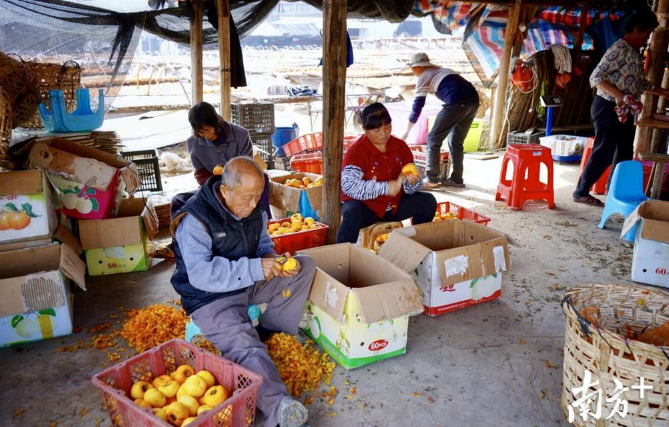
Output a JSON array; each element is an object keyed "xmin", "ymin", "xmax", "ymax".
[{"xmin": 336, "ymin": 102, "xmax": 437, "ymax": 243}]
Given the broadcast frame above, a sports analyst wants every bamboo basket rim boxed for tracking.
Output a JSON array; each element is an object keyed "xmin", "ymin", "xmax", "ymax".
[{"xmin": 562, "ymin": 283, "xmax": 669, "ymax": 359}]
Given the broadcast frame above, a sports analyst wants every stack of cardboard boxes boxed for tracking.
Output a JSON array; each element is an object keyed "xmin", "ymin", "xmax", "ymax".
[
  {"xmin": 0, "ymin": 137, "xmax": 157, "ymax": 347},
  {"xmin": 299, "ymin": 219, "xmax": 512, "ymax": 370}
]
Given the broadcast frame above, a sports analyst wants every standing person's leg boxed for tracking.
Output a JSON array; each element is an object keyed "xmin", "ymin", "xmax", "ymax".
[
  {"xmin": 573, "ymin": 96, "xmax": 620, "ymax": 204},
  {"xmin": 191, "ymin": 294, "xmax": 301, "ymax": 427},
  {"xmin": 336, "ymin": 200, "xmax": 381, "ymax": 243},
  {"xmin": 425, "ymin": 105, "xmax": 469, "ymax": 185},
  {"xmin": 249, "ymin": 255, "xmax": 316, "ymax": 335},
  {"xmin": 383, "ymin": 191, "xmax": 437, "ymax": 225},
  {"xmin": 446, "ymin": 103, "xmax": 478, "ymax": 185},
  {"xmin": 608, "ymin": 117, "xmax": 636, "ymax": 188}
]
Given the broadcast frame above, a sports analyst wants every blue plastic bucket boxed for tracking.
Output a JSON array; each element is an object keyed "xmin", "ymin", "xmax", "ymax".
[{"xmin": 272, "ymin": 124, "xmax": 299, "ymax": 157}]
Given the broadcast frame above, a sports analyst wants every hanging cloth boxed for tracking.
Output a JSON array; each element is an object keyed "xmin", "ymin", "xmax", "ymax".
[
  {"xmin": 319, "ymin": 30, "xmax": 354, "ymax": 68},
  {"xmin": 206, "ymin": 3, "xmax": 247, "ymax": 88}
]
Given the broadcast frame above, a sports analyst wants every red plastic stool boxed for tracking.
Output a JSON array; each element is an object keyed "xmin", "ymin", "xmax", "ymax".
[
  {"xmin": 580, "ymin": 137, "xmax": 609, "ymax": 195},
  {"xmin": 495, "ymin": 143, "xmax": 555, "ymax": 210}
]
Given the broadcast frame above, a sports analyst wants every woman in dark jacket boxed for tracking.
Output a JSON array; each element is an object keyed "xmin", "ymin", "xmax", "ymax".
[{"xmin": 170, "ymin": 102, "xmax": 272, "ymax": 219}]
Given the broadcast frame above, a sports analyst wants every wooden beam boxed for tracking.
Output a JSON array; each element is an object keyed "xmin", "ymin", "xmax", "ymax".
[
  {"xmin": 489, "ymin": 0, "xmax": 522, "ymax": 148},
  {"xmin": 322, "ymin": 0, "xmax": 347, "ymax": 243},
  {"xmin": 512, "ymin": 6, "xmax": 536, "ymax": 57},
  {"xmin": 215, "ymin": 0, "xmax": 231, "ymax": 120},
  {"xmin": 634, "ymin": 0, "xmax": 669, "ymax": 156},
  {"xmin": 443, "ymin": 0, "xmax": 599, "ymax": 5},
  {"xmin": 190, "ymin": 0, "xmax": 203, "ymax": 105}
]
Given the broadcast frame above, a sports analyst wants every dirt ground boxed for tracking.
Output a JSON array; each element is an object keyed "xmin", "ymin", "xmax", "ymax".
[{"xmin": 0, "ymin": 149, "xmax": 640, "ymax": 427}]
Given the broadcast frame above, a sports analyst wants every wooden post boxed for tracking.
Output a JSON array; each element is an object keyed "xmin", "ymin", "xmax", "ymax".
[
  {"xmin": 190, "ymin": 0, "xmax": 204, "ymax": 105},
  {"xmin": 215, "ymin": 0, "xmax": 231, "ymax": 120},
  {"xmin": 322, "ymin": 0, "xmax": 347, "ymax": 243},
  {"xmin": 572, "ymin": 1, "xmax": 589, "ymax": 57},
  {"xmin": 650, "ymin": 67, "xmax": 669, "ymax": 154},
  {"xmin": 489, "ymin": 0, "xmax": 522, "ymax": 149},
  {"xmin": 634, "ymin": 0, "xmax": 669, "ymax": 156}
]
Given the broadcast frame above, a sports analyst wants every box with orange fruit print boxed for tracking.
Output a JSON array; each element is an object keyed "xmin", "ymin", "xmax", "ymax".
[{"xmin": 0, "ymin": 170, "xmax": 59, "ymax": 246}]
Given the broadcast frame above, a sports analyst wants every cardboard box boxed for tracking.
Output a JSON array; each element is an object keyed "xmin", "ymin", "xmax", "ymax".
[
  {"xmin": 79, "ymin": 198, "xmax": 159, "ymax": 276},
  {"xmin": 378, "ymin": 219, "xmax": 511, "ymax": 317},
  {"xmin": 0, "ymin": 170, "xmax": 58, "ymax": 246},
  {"xmin": 621, "ymin": 200, "xmax": 669, "ymax": 287},
  {"xmin": 269, "ymin": 172, "xmax": 322, "ymax": 220},
  {"xmin": 0, "ymin": 243, "xmax": 86, "ymax": 348},
  {"xmin": 0, "ymin": 224, "xmax": 82, "ymax": 255},
  {"xmin": 26, "ymin": 138, "xmax": 140, "ymax": 220},
  {"xmin": 297, "ymin": 244, "xmax": 423, "ymax": 369}
]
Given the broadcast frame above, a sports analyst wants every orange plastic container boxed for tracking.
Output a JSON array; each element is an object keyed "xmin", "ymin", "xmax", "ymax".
[
  {"xmin": 282, "ymin": 133, "xmax": 323, "ymax": 157},
  {"xmin": 92, "ymin": 339, "xmax": 262, "ymax": 427},
  {"xmin": 434, "ymin": 201, "xmax": 491, "ymax": 226},
  {"xmin": 290, "ymin": 153, "xmax": 323, "ymax": 174},
  {"xmin": 268, "ymin": 218, "xmax": 329, "ymax": 255}
]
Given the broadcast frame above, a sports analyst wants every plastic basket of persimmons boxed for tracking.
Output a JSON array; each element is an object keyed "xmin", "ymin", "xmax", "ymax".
[{"xmin": 92, "ymin": 339, "xmax": 263, "ymax": 427}]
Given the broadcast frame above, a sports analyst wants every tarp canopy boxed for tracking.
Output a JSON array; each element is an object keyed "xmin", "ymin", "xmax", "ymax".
[{"xmin": 0, "ymin": 0, "xmax": 647, "ymax": 92}]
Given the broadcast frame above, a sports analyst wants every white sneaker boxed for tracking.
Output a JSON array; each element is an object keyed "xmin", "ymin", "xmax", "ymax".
[{"xmin": 278, "ymin": 396, "xmax": 308, "ymax": 427}]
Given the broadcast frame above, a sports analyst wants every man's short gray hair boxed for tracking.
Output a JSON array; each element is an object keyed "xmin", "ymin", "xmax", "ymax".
[{"xmin": 221, "ymin": 156, "xmax": 264, "ymax": 190}]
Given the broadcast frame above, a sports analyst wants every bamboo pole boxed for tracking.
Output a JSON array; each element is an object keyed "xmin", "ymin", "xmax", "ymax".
[
  {"xmin": 215, "ymin": 0, "xmax": 231, "ymax": 120},
  {"xmin": 634, "ymin": 0, "xmax": 669, "ymax": 156},
  {"xmin": 490, "ymin": 0, "xmax": 522, "ymax": 148},
  {"xmin": 322, "ymin": 0, "xmax": 347, "ymax": 243},
  {"xmin": 190, "ymin": 0, "xmax": 203, "ymax": 105}
]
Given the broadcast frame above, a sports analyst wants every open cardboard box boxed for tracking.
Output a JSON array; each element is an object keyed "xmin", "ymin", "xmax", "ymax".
[
  {"xmin": 0, "ymin": 243, "xmax": 86, "ymax": 348},
  {"xmin": 26, "ymin": 138, "xmax": 140, "ymax": 220},
  {"xmin": 621, "ymin": 200, "xmax": 669, "ymax": 287},
  {"xmin": 268, "ymin": 172, "xmax": 322, "ymax": 220},
  {"xmin": 297, "ymin": 243, "xmax": 423, "ymax": 369},
  {"xmin": 0, "ymin": 170, "xmax": 59, "ymax": 246},
  {"xmin": 378, "ymin": 219, "xmax": 511, "ymax": 317},
  {"xmin": 78, "ymin": 197, "xmax": 159, "ymax": 276}
]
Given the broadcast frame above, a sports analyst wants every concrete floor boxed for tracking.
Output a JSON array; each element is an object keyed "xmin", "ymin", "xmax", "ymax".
[{"xmin": 0, "ymin": 155, "xmax": 637, "ymax": 427}]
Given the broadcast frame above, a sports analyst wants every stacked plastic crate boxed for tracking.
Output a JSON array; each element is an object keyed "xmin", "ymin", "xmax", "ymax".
[{"xmin": 231, "ymin": 103, "xmax": 275, "ymax": 166}]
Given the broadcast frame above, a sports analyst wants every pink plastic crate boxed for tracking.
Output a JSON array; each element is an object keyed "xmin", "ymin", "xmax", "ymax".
[
  {"xmin": 268, "ymin": 218, "xmax": 329, "ymax": 255},
  {"xmin": 92, "ymin": 339, "xmax": 262, "ymax": 427},
  {"xmin": 434, "ymin": 201, "xmax": 490, "ymax": 226}
]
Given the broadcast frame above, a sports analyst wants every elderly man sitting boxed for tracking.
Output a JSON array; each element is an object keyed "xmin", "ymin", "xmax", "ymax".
[{"xmin": 171, "ymin": 156, "xmax": 315, "ymax": 427}]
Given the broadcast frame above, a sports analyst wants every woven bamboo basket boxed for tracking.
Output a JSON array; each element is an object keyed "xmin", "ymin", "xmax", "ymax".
[
  {"xmin": 22, "ymin": 60, "xmax": 82, "ymax": 128},
  {"xmin": 562, "ymin": 283, "xmax": 669, "ymax": 426},
  {"xmin": 0, "ymin": 88, "xmax": 11, "ymax": 169},
  {"xmin": 0, "ymin": 52, "xmax": 40, "ymax": 128}
]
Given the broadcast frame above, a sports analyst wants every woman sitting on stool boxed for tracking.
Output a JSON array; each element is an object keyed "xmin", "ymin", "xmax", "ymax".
[
  {"xmin": 170, "ymin": 101, "xmax": 272, "ymax": 219},
  {"xmin": 336, "ymin": 102, "xmax": 437, "ymax": 244}
]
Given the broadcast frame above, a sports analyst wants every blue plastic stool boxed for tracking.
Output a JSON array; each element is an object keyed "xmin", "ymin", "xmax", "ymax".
[
  {"xmin": 185, "ymin": 305, "xmax": 264, "ymax": 343},
  {"xmin": 39, "ymin": 88, "xmax": 104, "ymax": 132},
  {"xmin": 598, "ymin": 160, "xmax": 648, "ymax": 241}
]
